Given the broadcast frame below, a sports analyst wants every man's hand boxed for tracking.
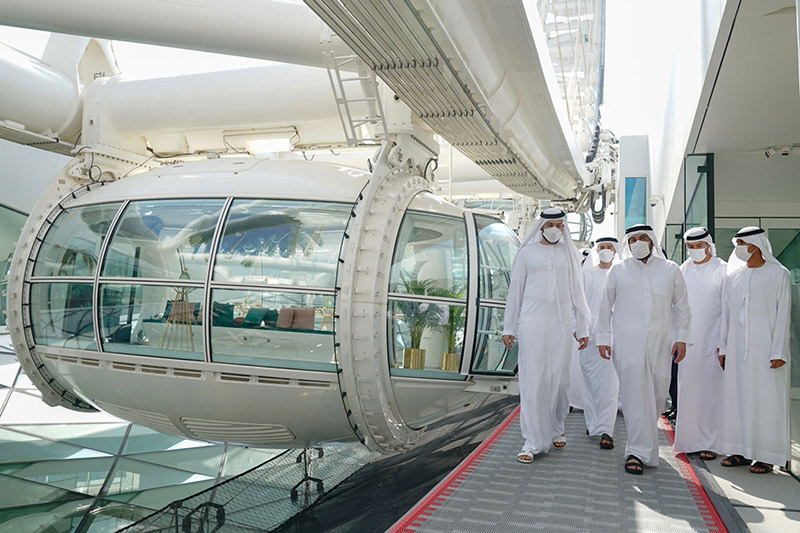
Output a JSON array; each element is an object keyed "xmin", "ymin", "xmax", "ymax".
[
  {"xmin": 577, "ymin": 337, "xmax": 589, "ymax": 350},
  {"xmin": 770, "ymin": 359, "xmax": 786, "ymax": 369},
  {"xmin": 502, "ymin": 335, "xmax": 515, "ymax": 350},
  {"xmin": 672, "ymin": 342, "xmax": 687, "ymax": 363},
  {"xmin": 718, "ymin": 354, "xmax": 726, "ymax": 369},
  {"xmin": 599, "ymin": 345, "xmax": 611, "ymax": 360}
]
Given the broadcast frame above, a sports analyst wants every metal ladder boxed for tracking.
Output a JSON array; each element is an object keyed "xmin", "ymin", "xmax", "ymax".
[{"xmin": 322, "ymin": 51, "xmax": 389, "ymax": 147}]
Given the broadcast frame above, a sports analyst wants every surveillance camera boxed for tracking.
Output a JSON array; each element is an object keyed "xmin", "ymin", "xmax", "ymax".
[
  {"xmin": 781, "ymin": 146, "xmax": 791, "ymax": 156},
  {"xmin": 764, "ymin": 147, "xmax": 775, "ymax": 158},
  {"xmin": 649, "ymin": 199, "xmax": 658, "ymax": 207}
]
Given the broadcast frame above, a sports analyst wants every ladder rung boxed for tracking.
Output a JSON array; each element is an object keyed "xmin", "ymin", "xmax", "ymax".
[
  {"xmin": 346, "ymin": 97, "xmax": 378, "ymax": 102},
  {"xmin": 341, "ymin": 77, "xmax": 373, "ymax": 81}
]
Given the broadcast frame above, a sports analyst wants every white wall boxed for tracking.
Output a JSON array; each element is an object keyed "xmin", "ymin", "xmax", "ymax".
[
  {"xmin": 650, "ymin": 0, "xmax": 729, "ymax": 237},
  {"xmin": 0, "ymin": 138, "xmax": 69, "ymax": 213},
  {"xmin": 715, "ymin": 152, "xmax": 800, "ymax": 219}
]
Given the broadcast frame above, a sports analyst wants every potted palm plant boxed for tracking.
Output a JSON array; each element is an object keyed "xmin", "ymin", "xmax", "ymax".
[
  {"xmin": 397, "ymin": 263, "xmax": 442, "ymax": 369},
  {"xmin": 431, "ymin": 285, "xmax": 466, "ymax": 371}
]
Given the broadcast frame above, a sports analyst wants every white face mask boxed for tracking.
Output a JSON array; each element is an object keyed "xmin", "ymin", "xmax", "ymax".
[
  {"xmin": 687, "ymin": 248, "xmax": 709, "ymax": 263},
  {"xmin": 734, "ymin": 244, "xmax": 753, "ymax": 262},
  {"xmin": 630, "ymin": 240, "xmax": 651, "ymax": 260},
  {"xmin": 542, "ymin": 227, "xmax": 562, "ymax": 243},
  {"xmin": 598, "ymin": 249, "xmax": 615, "ymax": 263}
]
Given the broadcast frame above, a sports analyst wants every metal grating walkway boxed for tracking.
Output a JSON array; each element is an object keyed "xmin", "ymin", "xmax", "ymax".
[{"xmin": 390, "ymin": 407, "xmax": 727, "ymax": 533}]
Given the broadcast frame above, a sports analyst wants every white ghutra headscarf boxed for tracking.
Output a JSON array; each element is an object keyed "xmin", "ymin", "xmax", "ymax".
[
  {"xmin": 726, "ymin": 226, "xmax": 788, "ymax": 273},
  {"xmin": 520, "ymin": 207, "xmax": 592, "ymax": 332},
  {"xmin": 582, "ymin": 237, "xmax": 621, "ymax": 271},
  {"xmin": 680, "ymin": 226, "xmax": 716, "ymax": 268},
  {"xmin": 621, "ymin": 224, "xmax": 666, "ymax": 261}
]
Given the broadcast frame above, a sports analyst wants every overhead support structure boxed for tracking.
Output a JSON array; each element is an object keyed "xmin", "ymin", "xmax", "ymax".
[{"xmin": 303, "ymin": 0, "xmax": 590, "ymax": 205}]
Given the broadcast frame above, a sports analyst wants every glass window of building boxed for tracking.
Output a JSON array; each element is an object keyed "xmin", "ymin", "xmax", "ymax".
[
  {"xmin": 34, "ymin": 203, "xmax": 122, "ymax": 278},
  {"xmin": 389, "ymin": 212, "xmax": 467, "ymax": 297},
  {"xmin": 387, "ymin": 211, "xmax": 468, "ymax": 379},
  {"xmin": 209, "ymin": 288, "xmax": 335, "ymax": 371},
  {"xmin": 30, "ymin": 283, "xmax": 97, "ymax": 350},
  {"xmin": 99, "ymin": 284, "xmax": 204, "ymax": 361},
  {"xmin": 213, "ymin": 200, "xmax": 351, "ymax": 288},
  {"xmin": 102, "ymin": 199, "xmax": 225, "ymax": 281},
  {"xmin": 474, "ymin": 215, "xmax": 519, "ymax": 301}
]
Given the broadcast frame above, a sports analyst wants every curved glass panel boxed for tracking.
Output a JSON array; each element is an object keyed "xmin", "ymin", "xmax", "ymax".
[
  {"xmin": 389, "ymin": 212, "xmax": 467, "ymax": 298},
  {"xmin": 101, "ymin": 199, "xmax": 225, "ymax": 281},
  {"xmin": 209, "ymin": 288, "xmax": 335, "ymax": 371},
  {"xmin": 471, "ymin": 307, "xmax": 517, "ymax": 375},
  {"xmin": 475, "ymin": 215, "xmax": 519, "ymax": 301},
  {"xmin": 34, "ymin": 203, "xmax": 122, "ymax": 278},
  {"xmin": 99, "ymin": 284, "xmax": 204, "ymax": 361},
  {"xmin": 30, "ymin": 283, "xmax": 96, "ymax": 350},
  {"xmin": 387, "ymin": 299, "xmax": 466, "ymax": 380},
  {"xmin": 213, "ymin": 200, "xmax": 351, "ymax": 288}
]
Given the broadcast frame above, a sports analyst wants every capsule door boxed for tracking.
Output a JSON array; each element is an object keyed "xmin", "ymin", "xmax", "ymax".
[{"xmin": 460, "ymin": 212, "xmax": 520, "ymax": 394}]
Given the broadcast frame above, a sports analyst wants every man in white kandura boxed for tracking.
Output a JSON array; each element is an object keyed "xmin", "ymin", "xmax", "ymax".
[
  {"xmin": 673, "ymin": 227, "xmax": 726, "ymax": 460},
  {"xmin": 566, "ymin": 249, "xmax": 594, "ymax": 411},
  {"xmin": 595, "ymin": 224, "xmax": 692, "ymax": 475},
  {"xmin": 502, "ymin": 207, "xmax": 592, "ymax": 464},
  {"xmin": 718, "ymin": 227, "xmax": 791, "ymax": 474},
  {"xmin": 580, "ymin": 237, "xmax": 621, "ymax": 450}
]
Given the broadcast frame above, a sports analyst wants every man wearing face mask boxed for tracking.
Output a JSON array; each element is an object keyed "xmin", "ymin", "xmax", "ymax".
[
  {"xmin": 595, "ymin": 224, "xmax": 692, "ymax": 475},
  {"xmin": 673, "ymin": 227, "xmax": 726, "ymax": 461},
  {"xmin": 502, "ymin": 208, "xmax": 592, "ymax": 464},
  {"xmin": 718, "ymin": 227, "xmax": 791, "ymax": 474},
  {"xmin": 579, "ymin": 238, "xmax": 621, "ymax": 450}
]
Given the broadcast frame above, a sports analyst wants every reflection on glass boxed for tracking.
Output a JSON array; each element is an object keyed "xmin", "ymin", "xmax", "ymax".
[
  {"xmin": 213, "ymin": 200, "xmax": 351, "ymax": 287},
  {"xmin": 34, "ymin": 203, "xmax": 121, "ymax": 278},
  {"xmin": 102, "ymin": 199, "xmax": 224, "ymax": 281},
  {"xmin": 685, "ymin": 154, "xmax": 712, "ymax": 230},
  {"xmin": 100, "ymin": 284, "xmax": 204, "ymax": 361},
  {"xmin": 665, "ymin": 223, "xmax": 684, "ymax": 264},
  {"xmin": 475, "ymin": 215, "xmax": 520, "ymax": 301},
  {"xmin": 30, "ymin": 283, "xmax": 96, "ymax": 350},
  {"xmin": 472, "ymin": 307, "xmax": 517, "ymax": 375},
  {"xmin": 210, "ymin": 289, "xmax": 335, "ymax": 371},
  {"xmin": 11, "ymin": 456, "xmax": 115, "ymax": 496},
  {"xmin": 387, "ymin": 299, "xmax": 465, "ymax": 380},
  {"xmin": 389, "ymin": 212, "xmax": 467, "ymax": 296}
]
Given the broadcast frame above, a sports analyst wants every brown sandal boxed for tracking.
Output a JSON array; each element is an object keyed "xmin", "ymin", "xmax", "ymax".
[
  {"xmin": 721, "ymin": 454, "xmax": 747, "ymax": 467},
  {"xmin": 750, "ymin": 462, "xmax": 773, "ymax": 474},
  {"xmin": 699, "ymin": 451, "xmax": 717, "ymax": 460},
  {"xmin": 599, "ymin": 433, "xmax": 614, "ymax": 449}
]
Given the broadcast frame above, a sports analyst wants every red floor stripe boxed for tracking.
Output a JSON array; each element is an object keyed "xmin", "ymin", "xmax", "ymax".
[
  {"xmin": 660, "ymin": 416, "xmax": 728, "ymax": 533},
  {"xmin": 388, "ymin": 405, "xmax": 521, "ymax": 533}
]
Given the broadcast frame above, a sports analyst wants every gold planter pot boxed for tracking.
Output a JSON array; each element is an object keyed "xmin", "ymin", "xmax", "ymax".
[
  {"xmin": 403, "ymin": 348, "xmax": 426, "ymax": 369},
  {"xmin": 441, "ymin": 352, "xmax": 460, "ymax": 371}
]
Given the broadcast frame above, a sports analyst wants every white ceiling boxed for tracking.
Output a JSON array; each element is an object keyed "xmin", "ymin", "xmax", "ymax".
[{"xmin": 693, "ymin": 1, "xmax": 799, "ymax": 154}]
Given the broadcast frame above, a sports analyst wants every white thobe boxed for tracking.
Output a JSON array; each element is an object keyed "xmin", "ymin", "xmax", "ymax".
[
  {"xmin": 568, "ymin": 337, "xmax": 585, "ymax": 409},
  {"xmin": 718, "ymin": 262, "xmax": 791, "ymax": 465},
  {"xmin": 504, "ymin": 242, "xmax": 589, "ymax": 454},
  {"xmin": 595, "ymin": 256, "xmax": 692, "ymax": 466},
  {"xmin": 580, "ymin": 265, "xmax": 620, "ymax": 437},
  {"xmin": 673, "ymin": 257, "xmax": 726, "ymax": 453}
]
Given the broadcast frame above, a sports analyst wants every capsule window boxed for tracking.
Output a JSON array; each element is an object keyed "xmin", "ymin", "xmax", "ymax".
[
  {"xmin": 474, "ymin": 215, "xmax": 519, "ymax": 301},
  {"xmin": 30, "ymin": 282, "xmax": 97, "ymax": 350},
  {"xmin": 33, "ymin": 203, "xmax": 122, "ymax": 278},
  {"xmin": 209, "ymin": 289, "xmax": 335, "ymax": 371},
  {"xmin": 99, "ymin": 284, "xmax": 205, "ymax": 361},
  {"xmin": 212, "ymin": 200, "xmax": 351, "ymax": 288},
  {"xmin": 101, "ymin": 199, "xmax": 225, "ymax": 281}
]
